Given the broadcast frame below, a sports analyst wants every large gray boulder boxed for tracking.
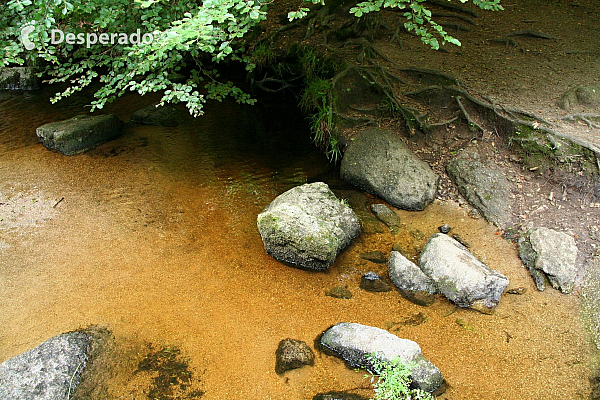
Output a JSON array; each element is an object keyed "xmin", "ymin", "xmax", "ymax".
[
  {"xmin": 388, "ymin": 251, "xmax": 438, "ymax": 306},
  {"xmin": 340, "ymin": 129, "xmax": 439, "ymax": 211},
  {"xmin": 518, "ymin": 227, "xmax": 577, "ymax": 294},
  {"xmin": 320, "ymin": 322, "xmax": 443, "ymax": 393},
  {"xmin": 0, "ymin": 332, "xmax": 91, "ymax": 400},
  {"xmin": 36, "ymin": 114, "xmax": 124, "ymax": 155},
  {"xmin": 257, "ymin": 182, "xmax": 361, "ymax": 271},
  {"xmin": 419, "ymin": 233, "xmax": 509, "ymax": 313},
  {"xmin": 446, "ymin": 153, "xmax": 511, "ymax": 227}
]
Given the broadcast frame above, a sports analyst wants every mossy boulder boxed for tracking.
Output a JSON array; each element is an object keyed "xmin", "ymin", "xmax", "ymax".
[
  {"xmin": 257, "ymin": 182, "xmax": 360, "ymax": 271},
  {"xmin": 36, "ymin": 114, "xmax": 124, "ymax": 155},
  {"xmin": 340, "ymin": 129, "xmax": 439, "ymax": 211}
]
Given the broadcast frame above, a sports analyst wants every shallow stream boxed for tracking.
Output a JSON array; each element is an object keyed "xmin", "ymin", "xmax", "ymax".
[{"xmin": 0, "ymin": 88, "xmax": 593, "ymax": 399}]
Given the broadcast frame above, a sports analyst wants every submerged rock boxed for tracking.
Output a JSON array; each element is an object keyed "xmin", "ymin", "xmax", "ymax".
[
  {"xmin": 388, "ymin": 251, "xmax": 438, "ymax": 306},
  {"xmin": 130, "ymin": 103, "xmax": 184, "ymax": 127},
  {"xmin": 326, "ymin": 286, "xmax": 353, "ymax": 299},
  {"xmin": 360, "ymin": 250, "xmax": 387, "ymax": 264},
  {"xmin": 419, "ymin": 233, "xmax": 509, "ymax": 313},
  {"xmin": 360, "ymin": 272, "xmax": 392, "ymax": 292},
  {"xmin": 0, "ymin": 332, "xmax": 91, "ymax": 400},
  {"xmin": 257, "ymin": 182, "xmax": 360, "ymax": 271},
  {"xmin": 341, "ymin": 129, "xmax": 439, "ymax": 211},
  {"xmin": 0, "ymin": 67, "xmax": 39, "ymax": 90},
  {"xmin": 275, "ymin": 339, "xmax": 315, "ymax": 374},
  {"xmin": 320, "ymin": 322, "xmax": 443, "ymax": 392},
  {"xmin": 518, "ymin": 227, "xmax": 577, "ymax": 294},
  {"xmin": 369, "ymin": 203, "xmax": 403, "ymax": 233},
  {"xmin": 36, "ymin": 114, "xmax": 124, "ymax": 155},
  {"xmin": 446, "ymin": 153, "xmax": 512, "ymax": 227}
]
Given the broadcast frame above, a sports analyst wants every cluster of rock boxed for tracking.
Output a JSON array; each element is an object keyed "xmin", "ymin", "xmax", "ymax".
[
  {"xmin": 390, "ymin": 233, "xmax": 509, "ymax": 313},
  {"xmin": 35, "ymin": 103, "xmax": 185, "ymax": 155}
]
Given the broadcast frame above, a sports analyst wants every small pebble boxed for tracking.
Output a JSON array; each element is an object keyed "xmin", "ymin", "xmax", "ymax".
[
  {"xmin": 439, "ymin": 224, "xmax": 451, "ymax": 234},
  {"xmin": 506, "ymin": 287, "xmax": 527, "ymax": 295},
  {"xmin": 360, "ymin": 272, "xmax": 392, "ymax": 292}
]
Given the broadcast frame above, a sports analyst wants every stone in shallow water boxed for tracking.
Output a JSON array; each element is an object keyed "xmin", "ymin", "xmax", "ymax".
[
  {"xmin": 446, "ymin": 153, "xmax": 512, "ymax": 227},
  {"xmin": 360, "ymin": 271, "xmax": 392, "ymax": 292},
  {"xmin": 320, "ymin": 322, "xmax": 443, "ymax": 393},
  {"xmin": 326, "ymin": 286, "xmax": 353, "ymax": 299},
  {"xmin": 0, "ymin": 332, "xmax": 91, "ymax": 400},
  {"xmin": 257, "ymin": 182, "xmax": 360, "ymax": 271},
  {"xmin": 388, "ymin": 251, "xmax": 438, "ymax": 306},
  {"xmin": 419, "ymin": 233, "xmax": 509, "ymax": 313},
  {"xmin": 36, "ymin": 114, "xmax": 124, "ymax": 155},
  {"xmin": 518, "ymin": 227, "xmax": 577, "ymax": 294},
  {"xmin": 275, "ymin": 338, "xmax": 314, "ymax": 374}
]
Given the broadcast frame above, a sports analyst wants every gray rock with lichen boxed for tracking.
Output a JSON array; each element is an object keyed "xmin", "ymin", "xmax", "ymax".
[
  {"xmin": 341, "ymin": 129, "xmax": 439, "ymax": 211},
  {"xmin": 388, "ymin": 251, "xmax": 437, "ymax": 306},
  {"xmin": 320, "ymin": 322, "xmax": 443, "ymax": 393},
  {"xmin": 257, "ymin": 182, "xmax": 360, "ymax": 271},
  {"xmin": 419, "ymin": 233, "xmax": 509, "ymax": 313},
  {"xmin": 518, "ymin": 227, "xmax": 577, "ymax": 294},
  {"xmin": 0, "ymin": 332, "xmax": 91, "ymax": 400},
  {"xmin": 446, "ymin": 153, "xmax": 511, "ymax": 227}
]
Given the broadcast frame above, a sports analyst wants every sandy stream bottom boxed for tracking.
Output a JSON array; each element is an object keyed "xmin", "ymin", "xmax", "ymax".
[{"xmin": 0, "ymin": 91, "xmax": 593, "ymax": 399}]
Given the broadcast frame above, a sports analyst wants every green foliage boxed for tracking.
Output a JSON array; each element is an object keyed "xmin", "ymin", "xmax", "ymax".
[
  {"xmin": 289, "ymin": 0, "xmax": 502, "ymax": 50},
  {"xmin": 0, "ymin": 0, "xmax": 264, "ymax": 116},
  {"xmin": 366, "ymin": 353, "xmax": 434, "ymax": 400}
]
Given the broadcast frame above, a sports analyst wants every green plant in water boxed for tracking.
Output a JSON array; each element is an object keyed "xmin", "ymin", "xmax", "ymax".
[
  {"xmin": 365, "ymin": 353, "xmax": 433, "ymax": 400},
  {"xmin": 309, "ymin": 97, "xmax": 340, "ymax": 163}
]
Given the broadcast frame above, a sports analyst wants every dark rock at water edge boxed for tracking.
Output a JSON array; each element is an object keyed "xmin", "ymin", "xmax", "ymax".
[
  {"xmin": 388, "ymin": 251, "xmax": 438, "ymax": 306},
  {"xmin": 360, "ymin": 271, "xmax": 392, "ymax": 292},
  {"xmin": 320, "ymin": 322, "xmax": 443, "ymax": 393},
  {"xmin": 370, "ymin": 203, "xmax": 403, "ymax": 233},
  {"xmin": 0, "ymin": 331, "xmax": 91, "ymax": 400},
  {"xmin": 130, "ymin": 103, "xmax": 184, "ymax": 127},
  {"xmin": 0, "ymin": 67, "xmax": 39, "ymax": 90},
  {"xmin": 419, "ymin": 233, "xmax": 509, "ymax": 313},
  {"xmin": 518, "ymin": 227, "xmax": 577, "ymax": 294},
  {"xmin": 257, "ymin": 182, "xmax": 361, "ymax": 271},
  {"xmin": 360, "ymin": 250, "xmax": 387, "ymax": 264},
  {"xmin": 313, "ymin": 391, "xmax": 369, "ymax": 400},
  {"xmin": 275, "ymin": 339, "xmax": 315, "ymax": 374},
  {"xmin": 341, "ymin": 129, "xmax": 439, "ymax": 211},
  {"xmin": 36, "ymin": 114, "xmax": 124, "ymax": 155},
  {"xmin": 446, "ymin": 153, "xmax": 512, "ymax": 227}
]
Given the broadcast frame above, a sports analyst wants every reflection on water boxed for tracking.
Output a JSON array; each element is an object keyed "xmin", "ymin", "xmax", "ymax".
[{"xmin": 0, "ymin": 88, "xmax": 593, "ymax": 399}]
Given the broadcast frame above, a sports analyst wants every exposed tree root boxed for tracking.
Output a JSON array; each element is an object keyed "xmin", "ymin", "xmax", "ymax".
[
  {"xmin": 561, "ymin": 113, "xmax": 600, "ymax": 129},
  {"xmin": 506, "ymin": 30, "xmax": 561, "ymax": 40},
  {"xmin": 425, "ymin": 0, "xmax": 480, "ymax": 18},
  {"xmin": 431, "ymin": 12, "xmax": 477, "ymax": 25}
]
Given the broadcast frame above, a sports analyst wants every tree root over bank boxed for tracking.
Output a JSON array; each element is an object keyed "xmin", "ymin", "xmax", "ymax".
[{"xmin": 327, "ymin": 63, "xmax": 600, "ymax": 173}]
